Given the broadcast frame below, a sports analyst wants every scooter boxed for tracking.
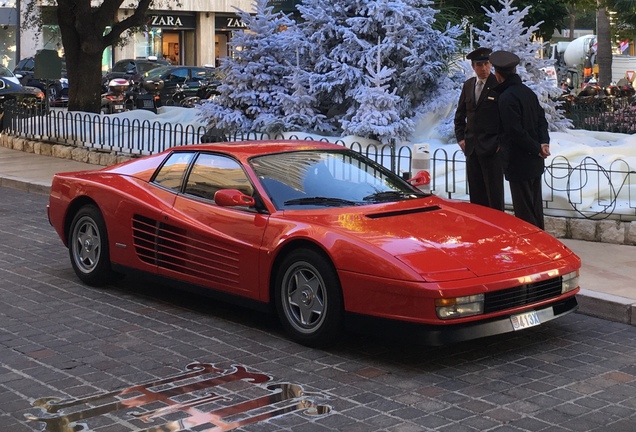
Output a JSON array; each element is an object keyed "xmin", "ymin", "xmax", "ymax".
[
  {"xmin": 165, "ymin": 82, "xmax": 201, "ymax": 108},
  {"xmin": 134, "ymin": 78, "xmax": 164, "ymax": 114},
  {"xmin": 101, "ymin": 78, "xmax": 130, "ymax": 114}
]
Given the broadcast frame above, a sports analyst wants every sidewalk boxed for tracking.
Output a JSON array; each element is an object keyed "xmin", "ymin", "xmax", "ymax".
[{"xmin": 1, "ymin": 145, "xmax": 636, "ymax": 326}]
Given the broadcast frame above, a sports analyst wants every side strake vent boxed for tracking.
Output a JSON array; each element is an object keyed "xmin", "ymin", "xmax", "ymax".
[
  {"xmin": 366, "ymin": 205, "xmax": 442, "ymax": 219},
  {"xmin": 131, "ymin": 214, "xmax": 240, "ymax": 286}
]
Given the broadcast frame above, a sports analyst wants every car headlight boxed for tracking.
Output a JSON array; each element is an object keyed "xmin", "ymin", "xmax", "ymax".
[
  {"xmin": 561, "ymin": 270, "xmax": 579, "ymax": 293},
  {"xmin": 435, "ymin": 294, "xmax": 484, "ymax": 320}
]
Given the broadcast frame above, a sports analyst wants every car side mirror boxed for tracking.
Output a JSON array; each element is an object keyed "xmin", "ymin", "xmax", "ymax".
[{"xmin": 214, "ymin": 189, "xmax": 255, "ymax": 207}]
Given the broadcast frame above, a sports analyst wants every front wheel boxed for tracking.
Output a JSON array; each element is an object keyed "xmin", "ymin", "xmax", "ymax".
[
  {"xmin": 274, "ymin": 249, "xmax": 343, "ymax": 347},
  {"xmin": 68, "ymin": 205, "xmax": 119, "ymax": 287}
]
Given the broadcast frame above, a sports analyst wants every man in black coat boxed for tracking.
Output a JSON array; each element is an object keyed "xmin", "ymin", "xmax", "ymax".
[
  {"xmin": 454, "ymin": 47, "xmax": 504, "ymax": 211},
  {"xmin": 490, "ymin": 50, "xmax": 550, "ymax": 229}
]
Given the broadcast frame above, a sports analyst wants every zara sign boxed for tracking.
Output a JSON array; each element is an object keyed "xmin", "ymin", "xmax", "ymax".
[{"xmin": 149, "ymin": 14, "xmax": 196, "ymax": 28}]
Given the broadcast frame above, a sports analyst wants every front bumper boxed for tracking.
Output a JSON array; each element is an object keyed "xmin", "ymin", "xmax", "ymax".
[{"xmin": 345, "ymin": 296, "xmax": 578, "ymax": 346}]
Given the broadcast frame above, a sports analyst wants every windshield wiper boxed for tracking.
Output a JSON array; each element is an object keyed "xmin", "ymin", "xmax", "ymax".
[
  {"xmin": 362, "ymin": 191, "xmax": 417, "ymax": 202},
  {"xmin": 283, "ymin": 197, "xmax": 360, "ymax": 207}
]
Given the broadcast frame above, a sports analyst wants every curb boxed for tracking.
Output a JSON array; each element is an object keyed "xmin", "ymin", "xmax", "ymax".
[
  {"xmin": 0, "ymin": 176, "xmax": 51, "ymax": 195},
  {"xmin": 576, "ymin": 289, "xmax": 636, "ymax": 326}
]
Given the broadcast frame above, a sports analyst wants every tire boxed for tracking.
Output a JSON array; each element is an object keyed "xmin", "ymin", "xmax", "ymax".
[
  {"xmin": 274, "ymin": 249, "xmax": 343, "ymax": 347},
  {"xmin": 68, "ymin": 205, "xmax": 119, "ymax": 287}
]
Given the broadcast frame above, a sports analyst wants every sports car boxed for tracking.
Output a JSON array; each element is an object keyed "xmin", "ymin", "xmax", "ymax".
[
  {"xmin": 0, "ymin": 77, "xmax": 46, "ymax": 128},
  {"xmin": 48, "ymin": 140, "xmax": 581, "ymax": 347}
]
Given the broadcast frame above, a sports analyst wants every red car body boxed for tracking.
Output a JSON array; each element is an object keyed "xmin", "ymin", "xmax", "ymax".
[{"xmin": 48, "ymin": 141, "xmax": 581, "ymax": 346}]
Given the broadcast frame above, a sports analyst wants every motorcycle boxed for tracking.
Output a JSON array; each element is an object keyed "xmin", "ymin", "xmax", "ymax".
[
  {"xmin": 165, "ymin": 82, "xmax": 201, "ymax": 107},
  {"xmin": 165, "ymin": 79, "xmax": 219, "ymax": 108},
  {"xmin": 133, "ymin": 78, "xmax": 164, "ymax": 114},
  {"xmin": 101, "ymin": 78, "xmax": 131, "ymax": 114}
]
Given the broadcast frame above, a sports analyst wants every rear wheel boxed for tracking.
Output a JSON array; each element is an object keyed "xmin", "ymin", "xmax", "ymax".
[
  {"xmin": 68, "ymin": 205, "xmax": 119, "ymax": 287},
  {"xmin": 274, "ymin": 249, "xmax": 343, "ymax": 347}
]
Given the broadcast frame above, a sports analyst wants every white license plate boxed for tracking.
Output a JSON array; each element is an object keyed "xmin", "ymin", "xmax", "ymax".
[
  {"xmin": 114, "ymin": 104, "xmax": 124, "ymax": 110},
  {"xmin": 510, "ymin": 310, "xmax": 540, "ymax": 331}
]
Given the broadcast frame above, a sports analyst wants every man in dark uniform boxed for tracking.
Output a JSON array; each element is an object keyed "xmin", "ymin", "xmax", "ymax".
[
  {"xmin": 454, "ymin": 47, "xmax": 504, "ymax": 211},
  {"xmin": 490, "ymin": 50, "xmax": 550, "ymax": 229}
]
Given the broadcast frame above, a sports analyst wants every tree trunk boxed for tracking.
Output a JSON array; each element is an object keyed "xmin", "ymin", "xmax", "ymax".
[
  {"xmin": 57, "ymin": 2, "xmax": 106, "ymax": 113},
  {"xmin": 53, "ymin": 0, "xmax": 154, "ymax": 113},
  {"xmin": 569, "ymin": 7, "xmax": 575, "ymax": 41},
  {"xmin": 596, "ymin": 5, "xmax": 612, "ymax": 88},
  {"xmin": 65, "ymin": 50, "xmax": 104, "ymax": 113}
]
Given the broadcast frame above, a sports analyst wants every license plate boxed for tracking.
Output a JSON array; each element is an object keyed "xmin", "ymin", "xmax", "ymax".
[
  {"xmin": 114, "ymin": 104, "xmax": 124, "ymax": 110},
  {"xmin": 510, "ymin": 310, "xmax": 540, "ymax": 331}
]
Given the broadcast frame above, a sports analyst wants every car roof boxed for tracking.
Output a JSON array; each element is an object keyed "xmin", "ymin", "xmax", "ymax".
[
  {"xmin": 170, "ymin": 140, "xmax": 347, "ymax": 160},
  {"xmin": 116, "ymin": 58, "xmax": 171, "ymax": 64},
  {"xmin": 104, "ymin": 140, "xmax": 349, "ymax": 180},
  {"xmin": 152, "ymin": 65, "xmax": 214, "ymax": 70}
]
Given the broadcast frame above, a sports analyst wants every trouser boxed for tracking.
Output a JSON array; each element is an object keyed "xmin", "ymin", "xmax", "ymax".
[
  {"xmin": 509, "ymin": 177, "xmax": 544, "ymax": 230},
  {"xmin": 466, "ymin": 151, "xmax": 504, "ymax": 211}
]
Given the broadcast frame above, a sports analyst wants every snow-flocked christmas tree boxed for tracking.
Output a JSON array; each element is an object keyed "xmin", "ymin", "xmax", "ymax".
[
  {"xmin": 474, "ymin": 0, "xmax": 572, "ymax": 131},
  {"xmin": 340, "ymin": 39, "xmax": 414, "ymax": 144},
  {"xmin": 196, "ymin": 0, "xmax": 297, "ymax": 135},
  {"xmin": 276, "ymin": 46, "xmax": 333, "ymax": 135},
  {"xmin": 296, "ymin": 0, "xmax": 462, "ymax": 144}
]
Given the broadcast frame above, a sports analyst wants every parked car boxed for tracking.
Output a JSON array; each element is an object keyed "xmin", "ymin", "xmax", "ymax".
[
  {"xmin": 0, "ymin": 65, "xmax": 22, "ymax": 85},
  {"xmin": 141, "ymin": 65, "xmax": 221, "ymax": 105},
  {"xmin": 13, "ymin": 56, "xmax": 68, "ymax": 106},
  {"xmin": 0, "ymin": 77, "xmax": 46, "ymax": 129},
  {"xmin": 103, "ymin": 57, "xmax": 171, "ymax": 89},
  {"xmin": 47, "ymin": 141, "xmax": 581, "ymax": 347}
]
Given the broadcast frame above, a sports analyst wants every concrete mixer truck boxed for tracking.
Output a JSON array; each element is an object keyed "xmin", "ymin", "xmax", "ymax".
[{"xmin": 560, "ymin": 34, "xmax": 636, "ymax": 91}]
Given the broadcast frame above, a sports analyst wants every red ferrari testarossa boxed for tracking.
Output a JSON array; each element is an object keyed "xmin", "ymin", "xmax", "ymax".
[{"xmin": 48, "ymin": 140, "xmax": 580, "ymax": 346}]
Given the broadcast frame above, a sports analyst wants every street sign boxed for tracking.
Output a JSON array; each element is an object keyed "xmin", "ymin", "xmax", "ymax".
[
  {"xmin": 627, "ymin": 70, "xmax": 635, "ymax": 82},
  {"xmin": 34, "ymin": 49, "xmax": 62, "ymax": 80}
]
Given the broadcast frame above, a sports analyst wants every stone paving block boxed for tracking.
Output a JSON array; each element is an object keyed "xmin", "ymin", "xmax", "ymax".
[{"xmin": 3, "ymin": 186, "xmax": 636, "ymax": 432}]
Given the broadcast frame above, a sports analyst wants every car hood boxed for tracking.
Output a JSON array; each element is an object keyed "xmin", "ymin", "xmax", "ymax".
[{"xmin": 286, "ymin": 197, "xmax": 572, "ymax": 280}]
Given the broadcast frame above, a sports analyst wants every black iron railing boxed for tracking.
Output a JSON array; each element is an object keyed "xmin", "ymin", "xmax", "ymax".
[
  {"xmin": 2, "ymin": 102, "xmax": 635, "ymax": 221},
  {"xmin": 569, "ymin": 96, "xmax": 636, "ymax": 134}
]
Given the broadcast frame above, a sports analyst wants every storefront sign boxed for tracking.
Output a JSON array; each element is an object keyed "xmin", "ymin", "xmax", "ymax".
[
  {"xmin": 149, "ymin": 13, "xmax": 196, "ymax": 28},
  {"xmin": 216, "ymin": 15, "xmax": 249, "ymax": 30}
]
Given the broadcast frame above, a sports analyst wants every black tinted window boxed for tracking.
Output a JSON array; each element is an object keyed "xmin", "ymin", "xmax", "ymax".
[
  {"xmin": 112, "ymin": 61, "xmax": 135, "ymax": 73},
  {"xmin": 167, "ymin": 68, "xmax": 188, "ymax": 82},
  {"xmin": 137, "ymin": 62, "xmax": 162, "ymax": 73}
]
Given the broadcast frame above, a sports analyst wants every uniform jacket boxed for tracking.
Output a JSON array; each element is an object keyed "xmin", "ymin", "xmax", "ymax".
[
  {"xmin": 454, "ymin": 73, "xmax": 500, "ymax": 157},
  {"xmin": 494, "ymin": 74, "xmax": 550, "ymax": 182}
]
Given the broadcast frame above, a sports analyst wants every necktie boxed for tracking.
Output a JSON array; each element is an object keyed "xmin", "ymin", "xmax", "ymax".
[{"xmin": 475, "ymin": 80, "xmax": 484, "ymax": 101}]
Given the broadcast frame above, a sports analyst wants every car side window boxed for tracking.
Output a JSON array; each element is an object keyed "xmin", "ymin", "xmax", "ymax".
[
  {"xmin": 0, "ymin": 66, "xmax": 13, "ymax": 78},
  {"xmin": 184, "ymin": 153, "xmax": 254, "ymax": 203},
  {"xmin": 191, "ymin": 69, "xmax": 208, "ymax": 82},
  {"xmin": 168, "ymin": 68, "xmax": 188, "ymax": 83},
  {"xmin": 152, "ymin": 151, "xmax": 196, "ymax": 192},
  {"xmin": 112, "ymin": 61, "xmax": 128, "ymax": 73}
]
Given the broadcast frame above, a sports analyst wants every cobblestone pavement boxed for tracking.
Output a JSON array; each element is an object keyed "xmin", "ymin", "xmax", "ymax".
[{"xmin": 2, "ymin": 187, "xmax": 636, "ymax": 432}]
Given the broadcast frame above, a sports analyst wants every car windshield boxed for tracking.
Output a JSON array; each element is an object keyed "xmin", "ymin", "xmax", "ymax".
[
  {"xmin": 138, "ymin": 61, "xmax": 167, "ymax": 73},
  {"xmin": 250, "ymin": 150, "xmax": 427, "ymax": 210},
  {"xmin": 144, "ymin": 66, "xmax": 172, "ymax": 79},
  {"xmin": 0, "ymin": 66, "xmax": 14, "ymax": 78}
]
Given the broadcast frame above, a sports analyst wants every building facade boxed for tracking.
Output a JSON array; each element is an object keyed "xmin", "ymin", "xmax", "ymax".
[
  {"xmin": 14, "ymin": 0, "xmax": 253, "ymax": 72},
  {"xmin": 0, "ymin": 1, "xmax": 19, "ymax": 70}
]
